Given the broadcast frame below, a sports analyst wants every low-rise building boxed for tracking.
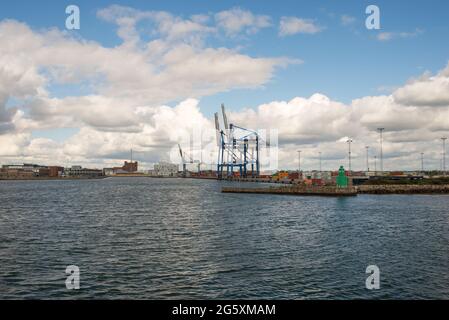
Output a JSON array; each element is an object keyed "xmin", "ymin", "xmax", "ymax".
[
  {"xmin": 0, "ymin": 168, "xmax": 34, "ymax": 178},
  {"xmin": 104, "ymin": 161, "xmax": 139, "ymax": 176},
  {"xmin": 64, "ymin": 166, "xmax": 103, "ymax": 178},
  {"xmin": 1, "ymin": 163, "xmax": 47, "ymax": 178},
  {"xmin": 1, "ymin": 163, "xmax": 102, "ymax": 179},
  {"xmin": 2, "ymin": 163, "xmax": 43, "ymax": 170},
  {"xmin": 48, "ymin": 166, "xmax": 64, "ymax": 177},
  {"xmin": 37, "ymin": 168, "xmax": 50, "ymax": 177},
  {"xmin": 154, "ymin": 162, "xmax": 179, "ymax": 177},
  {"xmin": 103, "ymin": 168, "xmax": 115, "ymax": 176},
  {"xmin": 122, "ymin": 161, "xmax": 138, "ymax": 172}
]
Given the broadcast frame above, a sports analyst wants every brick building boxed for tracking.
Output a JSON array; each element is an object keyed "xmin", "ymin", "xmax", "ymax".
[
  {"xmin": 48, "ymin": 166, "xmax": 64, "ymax": 177},
  {"xmin": 122, "ymin": 161, "xmax": 138, "ymax": 172}
]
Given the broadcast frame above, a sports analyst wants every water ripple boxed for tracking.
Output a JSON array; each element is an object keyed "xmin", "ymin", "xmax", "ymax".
[{"xmin": 1, "ymin": 178, "xmax": 449, "ymax": 299}]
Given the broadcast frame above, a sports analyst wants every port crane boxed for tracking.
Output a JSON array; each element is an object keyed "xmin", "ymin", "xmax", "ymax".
[
  {"xmin": 178, "ymin": 144, "xmax": 200, "ymax": 177},
  {"xmin": 214, "ymin": 104, "xmax": 261, "ymax": 179}
]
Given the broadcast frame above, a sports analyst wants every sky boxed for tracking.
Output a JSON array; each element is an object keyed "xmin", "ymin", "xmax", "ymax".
[{"xmin": 1, "ymin": 0, "xmax": 449, "ymax": 171}]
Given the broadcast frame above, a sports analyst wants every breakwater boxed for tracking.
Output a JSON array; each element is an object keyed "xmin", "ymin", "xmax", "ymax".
[
  {"xmin": 222, "ymin": 184, "xmax": 449, "ymax": 196},
  {"xmin": 222, "ymin": 185, "xmax": 358, "ymax": 196},
  {"xmin": 357, "ymin": 184, "xmax": 449, "ymax": 194}
]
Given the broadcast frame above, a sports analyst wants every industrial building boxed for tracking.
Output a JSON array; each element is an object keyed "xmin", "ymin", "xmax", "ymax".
[
  {"xmin": 153, "ymin": 162, "xmax": 179, "ymax": 177},
  {"xmin": 103, "ymin": 161, "xmax": 139, "ymax": 176},
  {"xmin": 64, "ymin": 166, "xmax": 103, "ymax": 178},
  {"xmin": 0, "ymin": 164, "xmax": 64, "ymax": 178}
]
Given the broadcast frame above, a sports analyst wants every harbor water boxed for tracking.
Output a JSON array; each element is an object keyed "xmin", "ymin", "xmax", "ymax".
[{"xmin": 1, "ymin": 177, "xmax": 449, "ymax": 299}]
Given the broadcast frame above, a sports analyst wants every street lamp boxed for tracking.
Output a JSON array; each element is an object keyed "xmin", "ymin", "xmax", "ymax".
[
  {"xmin": 347, "ymin": 138, "xmax": 353, "ymax": 173},
  {"xmin": 420, "ymin": 152, "xmax": 424, "ymax": 173},
  {"xmin": 319, "ymin": 151, "xmax": 322, "ymax": 172},
  {"xmin": 374, "ymin": 155, "xmax": 377, "ymax": 175},
  {"xmin": 442, "ymin": 137, "xmax": 447, "ymax": 175},
  {"xmin": 365, "ymin": 146, "xmax": 370, "ymax": 172},
  {"xmin": 377, "ymin": 128, "xmax": 385, "ymax": 174}
]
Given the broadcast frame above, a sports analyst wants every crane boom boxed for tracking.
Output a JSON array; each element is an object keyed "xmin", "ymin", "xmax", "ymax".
[
  {"xmin": 178, "ymin": 143, "xmax": 183, "ymax": 159},
  {"xmin": 221, "ymin": 103, "xmax": 229, "ymax": 130},
  {"xmin": 214, "ymin": 112, "xmax": 221, "ymax": 147}
]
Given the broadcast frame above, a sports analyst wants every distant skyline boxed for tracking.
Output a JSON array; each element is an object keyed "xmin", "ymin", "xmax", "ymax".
[{"xmin": 1, "ymin": 0, "xmax": 449, "ymax": 171}]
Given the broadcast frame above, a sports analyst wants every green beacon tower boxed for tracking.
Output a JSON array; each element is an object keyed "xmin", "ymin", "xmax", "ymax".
[{"xmin": 336, "ymin": 166, "xmax": 348, "ymax": 188}]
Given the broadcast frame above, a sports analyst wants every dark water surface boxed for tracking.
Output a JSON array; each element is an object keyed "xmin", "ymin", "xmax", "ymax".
[{"xmin": 1, "ymin": 177, "xmax": 449, "ymax": 299}]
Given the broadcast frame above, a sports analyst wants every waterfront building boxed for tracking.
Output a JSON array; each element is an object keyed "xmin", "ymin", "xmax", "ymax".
[
  {"xmin": 0, "ymin": 163, "xmax": 55, "ymax": 178},
  {"xmin": 2, "ymin": 163, "xmax": 46, "ymax": 171},
  {"xmin": 154, "ymin": 162, "xmax": 179, "ymax": 177},
  {"xmin": 103, "ymin": 168, "xmax": 115, "ymax": 176},
  {"xmin": 0, "ymin": 168, "xmax": 34, "ymax": 178},
  {"xmin": 64, "ymin": 166, "xmax": 103, "ymax": 178},
  {"xmin": 121, "ymin": 161, "xmax": 138, "ymax": 172},
  {"xmin": 103, "ymin": 161, "xmax": 138, "ymax": 176},
  {"xmin": 48, "ymin": 166, "xmax": 64, "ymax": 177}
]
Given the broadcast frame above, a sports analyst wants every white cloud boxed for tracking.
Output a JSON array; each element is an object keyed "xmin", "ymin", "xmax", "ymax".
[
  {"xmin": 0, "ymin": 7, "xmax": 295, "ymax": 168},
  {"xmin": 377, "ymin": 32, "xmax": 393, "ymax": 41},
  {"xmin": 226, "ymin": 90, "xmax": 448, "ymax": 171},
  {"xmin": 2, "ymin": 85, "xmax": 449, "ymax": 170},
  {"xmin": 0, "ymin": 16, "xmax": 290, "ymax": 126},
  {"xmin": 96, "ymin": 5, "xmax": 216, "ymax": 45},
  {"xmin": 393, "ymin": 64, "xmax": 449, "ymax": 107},
  {"xmin": 0, "ymin": 7, "xmax": 448, "ymax": 171},
  {"xmin": 341, "ymin": 15, "xmax": 356, "ymax": 26},
  {"xmin": 0, "ymin": 132, "xmax": 30, "ymax": 157},
  {"xmin": 60, "ymin": 99, "xmax": 215, "ymax": 164},
  {"xmin": 279, "ymin": 17, "xmax": 323, "ymax": 37},
  {"xmin": 229, "ymin": 94, "xmax": 357, "ymax": 145},
  {"xmin": 215, "ymin": 7, "xmax": 272, "ymax": 36},
  {"xmin": 377, "ymin": 29, "xmax": 423, "ymax": 41}
]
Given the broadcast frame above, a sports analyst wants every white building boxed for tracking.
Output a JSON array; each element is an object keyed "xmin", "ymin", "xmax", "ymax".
[
  {"xmin": 153, "ymin": 162, "xmax": 179, "ymax": 177},
  {"xmin": 64, "ymin": 166, "xmax": 103, "ymax": 177}
]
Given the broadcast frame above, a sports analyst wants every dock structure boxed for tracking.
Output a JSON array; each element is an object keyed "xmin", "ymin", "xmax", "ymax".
[{"xmin": 222, "ymin": 185, "xmax": 358, "ymax": 197}]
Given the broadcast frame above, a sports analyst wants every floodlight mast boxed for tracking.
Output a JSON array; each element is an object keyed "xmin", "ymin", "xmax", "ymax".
[
  {"xmin": 365, "ymin": 146, "xmax": 370, "ymax": 172},
  {"xmin": 442, "ymin": 137, "xmax": 447, "ymax": 175},
  {"xmin": 347, "ymin": 138, "xmax": 353, "ymax": 174},
  {"xmin": 377, "ymin": 128, "xmax": 385, "ymax": 174}
]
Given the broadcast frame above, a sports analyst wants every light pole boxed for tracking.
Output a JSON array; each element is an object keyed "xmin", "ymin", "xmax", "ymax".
[
  {"xmin": 297, "ymin": 150, "xmax": 301, "ymax": 172},
  {"xmin": 442, "ymin": 137, "xmax": 447, "ymax": 175},
  {"xmin": 365, "ymin": 146, "xmax": 370, "ymax": 172},
  {"xmin": 374, "ymin": 155, "xmax": 377, "ymax": 175},
  {"xmin": 347, "ymin": 138, "xmax": 353, "ymax": 174},
  {"xmin": 420, "ymin": 152, "xmax": 424, "ymax": 173},
  {"xmin": 377, "ymin": 128, "xmax": 385, "ymax": 174},
  {"xmin": 319, "ymin": 151, "xmax": 322, "ymax": 172}
]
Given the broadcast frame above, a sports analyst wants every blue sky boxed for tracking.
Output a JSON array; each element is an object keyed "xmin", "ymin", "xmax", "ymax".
[
  {"xmin": 1, "ymin": 1, "xmax": 449, "ymax": 170},
  {"xmin": 3, "ymin": 0, "xmax": 449, "ymax": 112}
]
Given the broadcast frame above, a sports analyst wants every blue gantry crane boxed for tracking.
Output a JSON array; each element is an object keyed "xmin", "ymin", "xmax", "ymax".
[{"xmin": 214, "ymin": 104, "xmax": 260, "ymax": 179}]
